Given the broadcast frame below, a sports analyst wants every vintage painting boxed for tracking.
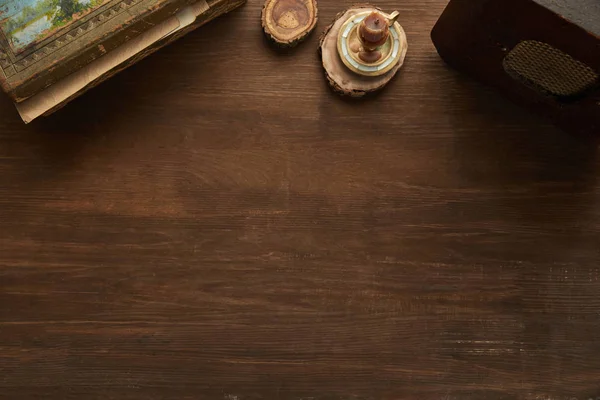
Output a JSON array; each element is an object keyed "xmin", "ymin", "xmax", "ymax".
[{"xmin": 0, "ymin": 0, "xmax": 108, "ymax": 52}]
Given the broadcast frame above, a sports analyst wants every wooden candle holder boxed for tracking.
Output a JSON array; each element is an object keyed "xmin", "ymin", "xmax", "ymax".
[{"xmin": 319, "ymin": 5, "xmax": 407, "ymax": 97}]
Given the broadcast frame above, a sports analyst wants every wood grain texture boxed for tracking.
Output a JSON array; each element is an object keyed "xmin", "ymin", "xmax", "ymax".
[
  {"xmin": 261, "ymin": 0, "xmax": 317, "ymax": 46},
  {"xmin": 1, "ymin": 1, "xmax": 600, "ymax": 399}
]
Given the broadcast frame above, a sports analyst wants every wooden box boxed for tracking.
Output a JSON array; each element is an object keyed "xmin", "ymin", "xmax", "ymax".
[
  {"xmin": 431, "ymin": 0, "xmax": 600, "ymax": 136},
  {"xmin": 0, "ymin": 0, "xmax": 245, "ymax": 122}
]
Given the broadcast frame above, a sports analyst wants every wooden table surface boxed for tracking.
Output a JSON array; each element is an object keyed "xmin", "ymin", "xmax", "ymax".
[{"xmin": 2, "ymin": 1, "xmax": 600, "ymax": 399}]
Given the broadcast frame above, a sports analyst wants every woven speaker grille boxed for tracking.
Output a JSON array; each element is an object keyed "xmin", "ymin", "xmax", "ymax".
[{"xmin": 503, "ymin": 40, "xmax": 599, "ymax": 98}]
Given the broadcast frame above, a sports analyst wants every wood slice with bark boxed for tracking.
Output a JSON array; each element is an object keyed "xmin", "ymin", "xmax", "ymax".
[
  {"xmin": 319, "ymin": 5, "xmax": 407, "ymax": 97},
  {"xmin": 262, "ymin": 0, "xmax": 318, "ymax": 47}
]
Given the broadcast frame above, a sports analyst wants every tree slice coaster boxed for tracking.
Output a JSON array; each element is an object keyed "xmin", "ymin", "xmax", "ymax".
[
  {"xmin": 319, "ymin": 5, "xmax": 408, "ymax": 97},
  {"xmin": 262, "ymin": 0, "xmax": 318, "ymax": 47}
]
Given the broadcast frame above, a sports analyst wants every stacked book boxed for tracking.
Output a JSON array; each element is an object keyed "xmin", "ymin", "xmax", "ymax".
[{"xmin": 0, "ymin": 0, "xmax": 245, "ymax": 122}]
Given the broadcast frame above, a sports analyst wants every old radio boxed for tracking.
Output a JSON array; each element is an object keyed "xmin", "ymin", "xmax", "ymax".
[{"xmin": 431, "ymin": 0, "xmax": 600, "ymax": 136}]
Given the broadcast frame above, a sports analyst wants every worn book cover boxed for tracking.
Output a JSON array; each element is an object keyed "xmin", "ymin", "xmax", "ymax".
[{"xmin": 0, "ymin": 0, "xmax": 244, "ymax": 121}]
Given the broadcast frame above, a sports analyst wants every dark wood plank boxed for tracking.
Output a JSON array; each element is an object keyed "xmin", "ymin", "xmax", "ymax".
[{"xmin": 1, "ymin": 1, "xmax": 600, "ymax": 399}]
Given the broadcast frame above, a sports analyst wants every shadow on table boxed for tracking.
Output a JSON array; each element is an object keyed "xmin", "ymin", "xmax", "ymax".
[
  {"xmin": 449, "ymin": 78, "xmax": 599, "ymax": 185},
  {"xmin": 0, "ymin": 9, "xmax": 246, "ymax": 178},
  {"xmin": 446, "ymin": 69, "xmax": 600, "ymax": 251}
]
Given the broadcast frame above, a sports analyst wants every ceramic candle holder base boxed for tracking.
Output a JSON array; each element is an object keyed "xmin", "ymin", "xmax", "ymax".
[{"xmin": 319, "ymin": 5, "xmax": 408, "ymax": 97}]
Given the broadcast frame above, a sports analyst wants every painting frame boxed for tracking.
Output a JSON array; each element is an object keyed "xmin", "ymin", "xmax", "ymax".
[
  {"xmin": 0, "ymin": 0, "xmax": 117, "ymax": 54},
  {"xmin": 0, "ymin": 0, "xmax": 121, "ymax": 61},
  {"xmin": 0, "ymin": 0, "xmax": 198, "ymax": 100}
]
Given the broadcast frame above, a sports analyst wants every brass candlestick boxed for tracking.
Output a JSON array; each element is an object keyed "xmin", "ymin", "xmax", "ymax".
[
  {"xmin": 336, "ymin": 9, "xmax": 406, "ymax": 77},
  {"xmin": 358, "ymin": 11, "xmax": 400, "ymax": 63}
]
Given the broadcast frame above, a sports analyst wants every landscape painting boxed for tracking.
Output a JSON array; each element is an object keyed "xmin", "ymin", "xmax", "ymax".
[{"xmin": 0, "ymin": 0, "xmax": 108, "ymax": 52}]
